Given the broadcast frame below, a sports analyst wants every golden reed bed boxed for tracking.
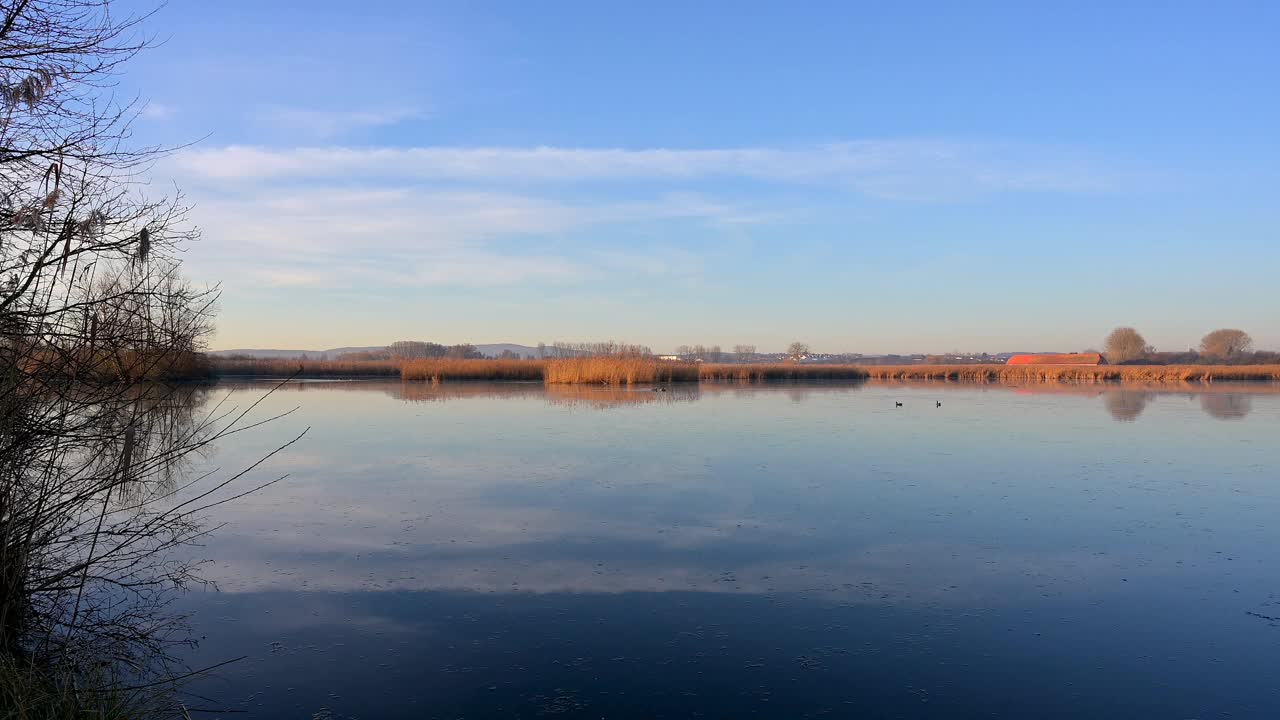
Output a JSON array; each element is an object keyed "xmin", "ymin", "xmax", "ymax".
[
  {"xmin": 543, "ymin": 357, "xmax": 699, "ymax": 384},
  {"xmin": 209, "ymin": 357, "xmax": 1280, "ymax": 385}
]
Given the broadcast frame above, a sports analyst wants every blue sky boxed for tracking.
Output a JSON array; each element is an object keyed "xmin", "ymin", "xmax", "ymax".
[{"xmin": 122, "ymin": 1, "xmax": 1279, "ymax": 352}]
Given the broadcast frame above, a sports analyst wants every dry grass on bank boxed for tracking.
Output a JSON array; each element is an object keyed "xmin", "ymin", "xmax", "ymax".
[
  {"xmin": 400, "ymin": 358, "xmax": 544, "ymax": 382},
  {"xmin": 0, "ymin": 660, "xmax": 154, "ymax": 720},
  {"xmin": 543, "ymin": 357, "xmax": 699, "ymax": 384}
]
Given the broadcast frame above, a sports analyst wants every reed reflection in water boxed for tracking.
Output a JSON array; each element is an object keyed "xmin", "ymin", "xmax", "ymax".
[{"xmin": 272, "ymin": 377, "xmax": 1270, "ymax": 420}]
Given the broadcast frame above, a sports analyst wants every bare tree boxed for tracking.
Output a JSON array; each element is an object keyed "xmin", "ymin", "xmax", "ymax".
[
  {"xmin": 446, "ymin": 343, "xmax": 481, "ymax": 359},
  {"xmin": 388, "ymin": 340, "xmax": 431, "ymax": 359},
  {"xmin": 0, "ymin": 0, "xmax": 301, "ymax": 704},
  {"xmin": 733, "ymin": 344, "xmax": 755, "ymax": 363},
  {"xmin": 1104, "ymin": 327, "xmax": 1151, "ymax": 364},
  {"xmin": 787, "ymin": 342, "xmax": 810, "ymax": 362},
  {"xmin": 549, "ymin": 341, "xmax": 651, "ymax": 358},
  {"xmin": 1199, "ymin": 329, "xmax": 1252, "ymax": 360}
]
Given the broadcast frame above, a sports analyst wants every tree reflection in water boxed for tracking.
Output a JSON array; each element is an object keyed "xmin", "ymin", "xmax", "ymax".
[
  {"xmin": 1104, "ymin": 391, "xmax": 1151, "ymax": 422},
  {"xmin": 1200, "ymin": 393, "xmax": 1252, "ymax": 420},
  {"xmin": 1, "ymin": 379, "xmax": 302, "ymax": 703}
]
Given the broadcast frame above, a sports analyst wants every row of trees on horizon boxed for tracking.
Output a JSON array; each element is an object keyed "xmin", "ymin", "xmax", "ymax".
[
  {"xmin": 282, "ymin": 330, "xmax": 1278, "ymax": 366},
  {"xmin": 328, "ymin": 341, "xmax": 784, "ymax": 363},
  {"xmin": 325, "ymin": 341, "xmax": 658, "ymax": 362}
]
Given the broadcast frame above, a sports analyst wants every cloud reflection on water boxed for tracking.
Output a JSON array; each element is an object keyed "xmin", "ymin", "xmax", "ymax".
[
  {"xmin": 190, "ymin": 379, "xmax": 1277, "ymax": 607},
  {"xmin": 179, "ymin": 378, "xmax": 1280, "ymax": 719}
]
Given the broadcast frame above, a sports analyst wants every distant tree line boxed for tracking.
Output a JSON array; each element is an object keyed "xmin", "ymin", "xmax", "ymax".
[
  {"xmin": 334, "ymin": 340, "xmax": 661, "ymax": 361},
  {"xmin": 542, "ymin": 341, "xmax": 652, "ymax": 358},
  {"xmin": 336, "ymin": 341, "xmax": 485, "ymax": 361},
  {"xmin": 674, "ymin": 345, "xmax": 723, "ymax": 362}
]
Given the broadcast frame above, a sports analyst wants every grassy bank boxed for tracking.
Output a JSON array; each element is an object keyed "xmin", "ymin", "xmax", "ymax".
[
  {"xmin": 0, "ymin": 661, "xmax": 155, "ymax": 720},
  {"xmin": 208, "ymin": 356, "xmax": 1280, "ymax": 385}
]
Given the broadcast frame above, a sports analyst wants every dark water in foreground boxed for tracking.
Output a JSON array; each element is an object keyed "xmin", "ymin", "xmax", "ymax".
[{"xmin": 180, "ymin": 381, "xmax": 1280, "ymax": 718}]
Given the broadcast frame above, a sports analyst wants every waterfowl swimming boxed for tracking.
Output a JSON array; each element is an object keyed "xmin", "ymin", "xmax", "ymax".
[
  {"xmin": 937, "ymin": 401, "xmax": 942, "ymax": 408},
  {"xmin": 895, "ymin": 402, "xmax": 903, "ymax": 407}
]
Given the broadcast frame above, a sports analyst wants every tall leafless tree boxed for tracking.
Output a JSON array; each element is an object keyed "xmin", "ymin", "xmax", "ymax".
[{"xmin": 0, "ymin": 0, "xmax": 304, "ymax": 705}]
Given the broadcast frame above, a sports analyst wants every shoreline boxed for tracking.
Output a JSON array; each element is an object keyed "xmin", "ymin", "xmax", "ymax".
[{"xmin": 207, "ymin": 360, "xmax": 1280, "ymax": 386}]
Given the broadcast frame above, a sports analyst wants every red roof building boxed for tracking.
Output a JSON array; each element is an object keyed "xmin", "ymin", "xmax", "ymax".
[{"xmin": 1006, "ymin": 353, "xmax": 1106, "ymax": 366}]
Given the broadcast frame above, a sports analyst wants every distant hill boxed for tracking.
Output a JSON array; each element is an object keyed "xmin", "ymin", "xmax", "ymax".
[
  {"xmin": 208, "ymin": 348, "xmax": 335, "ymax": 359},
  {"xmin": 319, "ymin": 346, "xmax": 393, "ymax": 358},
  {"xmin": 209, "ymin": 344, "xmax": 543, "ymax": 359},
  {"xmin": 474, "ymin": 343, "xmax": 542, "ymax": 358}
]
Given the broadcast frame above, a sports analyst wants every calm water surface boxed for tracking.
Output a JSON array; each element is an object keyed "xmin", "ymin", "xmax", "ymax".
[{"xmin": 181, "ymin": 380, "xmax": 1280, "ymax": 718}]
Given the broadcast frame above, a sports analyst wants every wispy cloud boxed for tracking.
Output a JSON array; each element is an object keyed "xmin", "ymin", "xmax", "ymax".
[
  {"xmin": 232, "ymin": 253, "xmax": 584, "ymax": 290},
  {"xmin": 173, "ymin": 140, "xmax": 1121, "ymax": 199},
  {"xmin": 180, "ymin": 187, "xmax": 739, "ymax": 289},
  {"xmin": 168, "ymin": 138, "xmax": 1132, "ymax": 292},
  {"xmin": 200, "ymin": 189, "xmax": 584, "ymax": 253},
  {"xmin": 140, "ymin": 101, "xmax": 176, "ymax": 120},
  {"xmin": 253, "ymin": 106, "xmax": 423, "ymax": 139}
]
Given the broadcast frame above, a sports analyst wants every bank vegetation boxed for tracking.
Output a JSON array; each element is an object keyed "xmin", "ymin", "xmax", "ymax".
[{"xmin": 206, "ymin": 356, "xmax": 1280, "ymax": 385}]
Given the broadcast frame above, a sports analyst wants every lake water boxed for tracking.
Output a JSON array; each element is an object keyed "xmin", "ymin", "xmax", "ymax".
[{"xmin": 179, "ymin": 380, "xmax": 1280, "ymax": 718}]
